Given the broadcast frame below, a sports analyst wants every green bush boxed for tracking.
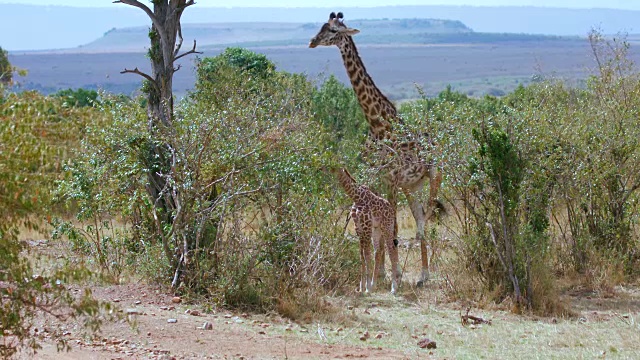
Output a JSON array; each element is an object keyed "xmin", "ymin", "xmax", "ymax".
[
  {"xmin": 0, "ymin": 46, "xmax": 11, "ymax": 85},
  {"xmin": 195, "ymin": 47, "xmax": 275, "ymax": 90},
  {"xmin": 182, "ymin": 60, "xmax": 359, "ymax": 310},
  {"xmin": 53, "ymin": 94, "xmax": 154, "ymax": 280},
  {"xmin": 400, "ymin": 87, "xmax": 560, "ymax": 312},
  {"xmin": 53, "ymin": 88, "xmax": 99, "ymax": 108},
  {"xmin": 552, "ymin": 32, "xmax": 640, "ymax": 278},
  {"xmin": 468, "ymin": 119, "xmax": 552, "ymax": 309},
  {"xmin": 400, "ymin": 33, "xmax": 640, "ymax": 313},
  {"xmin": 311, "ymin": 75, "xmax": 367, "ymax": 163},
  {"xmin": 0, "ymin": 92, "xmax": 112, "ymax": 357},
  {"xmin": 57, "ymin": 53, "xmax": 360, "ymax": 316}
]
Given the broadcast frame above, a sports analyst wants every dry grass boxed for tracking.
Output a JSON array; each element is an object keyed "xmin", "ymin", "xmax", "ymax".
[
  {"xmin": 16, "ymin": 209, "xmax": 640, "ymax": 359},
  {"xmin": 16, "ymin": 223, "xmax": 49, "ymax": 242},
  {"xmin": 224, "ymin": 277, "xmax": 640, "ymax": 359}
]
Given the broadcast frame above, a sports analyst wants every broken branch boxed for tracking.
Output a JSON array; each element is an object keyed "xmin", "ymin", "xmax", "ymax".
[
  {"xmin": 120, "ymin": 67, "xmax": 158, "ymax": 89},
  {"xmin": 113, "ymin": 0, "xmax": 157, "ymax": 26},
  {"xmin": 175, "ymin": 40, "xmax": 202, "ymax": 62},
  {"xmin": 113, "ymin": 0, "xmax": 166, "ymax": 43},
  {"xmin": 461, "ymin": 307, "xmax": 492, "ymax": 326},
  {"xmin": 178, "ymin": 0, "xmax": 196, "ymax": 10}
]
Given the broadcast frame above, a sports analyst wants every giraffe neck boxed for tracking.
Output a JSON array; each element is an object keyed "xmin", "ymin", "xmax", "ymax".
[
  {"xmin": 334, "ymin": 168, "xmax": 363, "ymax": 204},
  {"xmin": 336, "ymin": 36, "xmax": 398, "ymax": 139}
]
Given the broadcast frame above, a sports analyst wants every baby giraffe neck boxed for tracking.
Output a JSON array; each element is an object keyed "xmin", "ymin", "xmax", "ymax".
[{"xmin": 335, "ymin": 168, "xmax": 362, "ymax": 204}]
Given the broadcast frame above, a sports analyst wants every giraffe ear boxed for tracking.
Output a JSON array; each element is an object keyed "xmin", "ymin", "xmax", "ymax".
[{"xmin": 339, "ymin": 27, "xmax": 360, "ymax": 36}]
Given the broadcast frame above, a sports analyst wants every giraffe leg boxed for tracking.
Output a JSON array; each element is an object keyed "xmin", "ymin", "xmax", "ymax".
[
  {"xmin": 405, "ymin": 191, "xmax": 429, "ymax": 286},
  {"xmin": 424, "ymin": 168, "xmax": 443, "ymax": 282},
  {"xmin": 353, "ymin": 208, "xmax": 366, "ymax": 293},
  {"xmin": 375, "ymin": 231, "xmax": 386, "ymax": 282},
  {"xmin": 411, "ymin": 167, "xmax": 443, "ymax": 287},
  {"xmin": 371, "ymin": 225, "xmax": 384, "ymax": 290},
  {"xmin": 354, "ymin": 207, "xmax": 373, "ymax": 293},
  {"xmin": 379, "ymin": 184, "xmax": 400, "ymax": 283},
  {"xmin": 425, "ymin": 167, "xmax": 443, "ymax": 224},
  {"xmin": 359, "ymin": 245, "xmax": 366, "ymax": 293},
  {"xmin": 385, "ymin": 221, "xmax": 401, "ymax": 294}
]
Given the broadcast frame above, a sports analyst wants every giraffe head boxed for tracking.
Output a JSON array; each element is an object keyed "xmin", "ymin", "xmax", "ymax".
[{"xmin": 309, "ymin": 12, "xmax": 360, "ymax": 48}]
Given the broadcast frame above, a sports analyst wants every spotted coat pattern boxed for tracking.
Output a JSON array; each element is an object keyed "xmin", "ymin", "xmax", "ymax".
[
  {"xmin": 333, "ymin": 167, "xmax": 401, "ymax": 294},
  {"xmin": 310, "ymin": 12, "xmax": 443, "ymax": 284}
]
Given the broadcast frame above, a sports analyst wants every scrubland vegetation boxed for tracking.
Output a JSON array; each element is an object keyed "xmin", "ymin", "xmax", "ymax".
[{"xmin": 2, "ymin": 31, "xmax": 640, "ymax": 357}]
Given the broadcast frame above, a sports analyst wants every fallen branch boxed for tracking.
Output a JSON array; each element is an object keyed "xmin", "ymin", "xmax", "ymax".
[{"xmin": 461, "ymin": 307, "xmax": 492, "ymax": 326}]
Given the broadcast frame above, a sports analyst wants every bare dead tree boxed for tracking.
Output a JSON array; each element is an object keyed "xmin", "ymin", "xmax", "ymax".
[
  {"xmin": 114, "ymin": 0, "xmax": 201, "ymax": 285},
  {"xmin": 114, "ymin": 0, "xmax": 200, "ymax": 127}
]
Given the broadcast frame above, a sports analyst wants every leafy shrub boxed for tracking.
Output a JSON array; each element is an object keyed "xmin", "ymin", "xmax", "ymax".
[
  {"xmin": 53, "ymin": 95, "xmax": 152, "ymax": 280},
  {"xmin": 182, "ymin": 59, "xmax": 360, "ymax": 311},
  {"xmin": 401, "ymin": 87, "xmax": 559, "ymax": 313},
  {"xmin": 57, "ymin": 52, "xmax": 360, "ymax": 317},
  {"xmin": 0, "ymin": 92, "xmax": 112, "ymax": 357},
  {"xmin": 552, "ymin": 32, "xmax": 640, "ymax": 279},
  {"xmin": 311, "ymin": 75, "xmax": 367, "ymax": 163},
  {"xmin": 53, "ymin": 88, "xmax": 99, "ymax": 108},
  {"xmin": 0, "ymin": 46, "xmax": 11, "ymax": 85},
  {"xmin": 195, "ymin": 47, "xmax": 275, "ymax": 89},
  {"xmin": 401, "ymin": 33, "xmax": 640, "ymax": 313},
  {"xmin": 467, "ymin": 120, "xmax": 552, "ymax": 309}
]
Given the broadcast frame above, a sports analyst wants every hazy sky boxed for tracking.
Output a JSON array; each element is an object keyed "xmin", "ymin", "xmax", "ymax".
[
  {"xmin": 1, "ymin": 0, "xmax": 640, "ymax": 9},
  {"xmin": 2, "ymin": 0, "xmax": 639, "ymax": 50}
]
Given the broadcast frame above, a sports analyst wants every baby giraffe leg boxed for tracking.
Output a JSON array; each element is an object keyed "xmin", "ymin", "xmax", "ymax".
[
  {"xmin": 371, "ymin": 226, "xmax": 384, "ymax": 290},
  {"xmin": 353, "ymin": 207, "xmax": 373, "ymax": 293},
  {"xmin": 384, "ymin": 222, "xmax": 401, "ymax": 294},
  {"xmin": 375, "ymin": 237, "xmax": 386, "ymax": 282},
  {"xmin": 388, "ymin": 239, "xmax": 402, "ymax": 294}
]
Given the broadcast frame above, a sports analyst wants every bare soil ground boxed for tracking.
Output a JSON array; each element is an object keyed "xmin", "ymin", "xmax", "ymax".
[
  {"xmin": 26, "ymin": 283, "xmax": 408, "ymax": 360},
  {"xmin": 25, "ymin": 281, "xmax": 640, "ymax": 360},
  {"xmin": 17, "ymin": 236, "xmax": 640, "ymax": 360}
]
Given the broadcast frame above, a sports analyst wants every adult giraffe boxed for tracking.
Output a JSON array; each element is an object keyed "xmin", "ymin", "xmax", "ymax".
[{"xmin": 309, "ymin": 12, "xmax": 442, "ymax": 286}]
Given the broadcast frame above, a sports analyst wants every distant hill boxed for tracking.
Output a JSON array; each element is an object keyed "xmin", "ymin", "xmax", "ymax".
[
  {"xmin": 5, "ymin": 6, "xmax": 640, "ymax": 101},
  {"xmin": 81, "ymin": 18, "xmax": 473, "ymax": 52},
  {"xmin": 10, "ymin": 34, "xmax": 615, "ymax": 101},
  {"xmin": 1, "ymin": 4, "xmax": 640, "ymax": 51}
]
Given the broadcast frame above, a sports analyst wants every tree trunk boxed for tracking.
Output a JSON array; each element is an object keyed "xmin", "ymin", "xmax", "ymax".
[{"xmin": 115, "ymin": 0, "xmax": 200, "ymax": 278}]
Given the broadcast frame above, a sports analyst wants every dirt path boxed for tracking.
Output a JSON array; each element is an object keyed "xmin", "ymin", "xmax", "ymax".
[
  {"xmin": 27, "ymin": 284, "xmax": 410, "ymax": 360},
  {"xmin": 18, "ymin": 240, "xmax": 640, "ymax": 359}
]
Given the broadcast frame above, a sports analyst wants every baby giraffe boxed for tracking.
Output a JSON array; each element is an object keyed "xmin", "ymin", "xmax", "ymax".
[{"xmin": 331, "ymin": 167, "xmax": 401, "ymax": 294}]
